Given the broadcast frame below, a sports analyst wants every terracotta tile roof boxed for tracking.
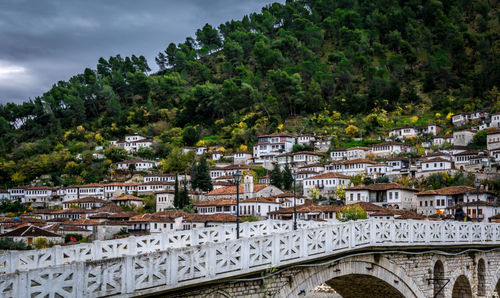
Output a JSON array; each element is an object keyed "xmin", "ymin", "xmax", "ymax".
[
  {"xmin": 350, "ymin": 202, "xmax": 387, "ymax": 212},
  {"xmin": 107, "ymin": 211, "xmax": 140, "ymax": 219},
  {"xmin": 346, "ymin": 183, "xmax": 416, "ymax": 192},
  {"xmin": 214, "ymin": 175, "xmax": 234, "ymax": 180},
  {"xmin": 0, "ymin": 225, "xmax": 62, "ymax": 238},
  {"xmin": 330, "ymin": 159, "xmax": 376, "ymax": 165},
  {"xmin": 62, "ymin": 219, "xmax": 100, "ymax": 226},
  {"xmin": 64, "ymin": 197, "xmax": 107, "ymax": 204},
  {"xmin": 486, "ymin": 128, "xmax": 500, "ymax": 135},
  {"xmin": 183, "ymin": 213, "xmax": 237, "ymax": 223},
  {"xmin": 299, "ymin": 163, "xmax": 325, "ymax": 168},
  {"xmin": 46, "ymin": 224, "xmax": 89, "ymax": 233},
  {"xmin": 268, "ymin": 204, "xmax": 341, "ymax": 215},
  {"xmin": 53, "ymin": 208, "xmax": 90, "ymax": 214},
  {"xmin": 239, "ymin": 197, "xmax": 279, "ymax": 204},
  {"xmin": 417, "ymin": 186, "xmax": 493, "ymax": 196},
  {"xmin": 459, "ymin": 201, "xmax": 499, "ymax": 207},
  {"xmin": 372, "ymin": 141, "xmax": 405, "ymax": 147},
  {"xmin": 213, "ymin": 181, "xmax": 234, "ymax": 186},
  {"xmin": 194, "ymin": 199, "xmax": 236, "ymax": 207},
  {"xmin": 104, "ymin": 182, "xmax": 138, "ymax": 187},
  {"xmin": 23, "ymin": 186, "xmax": 56, "ymax": 191},
  {"xmin": 91, "ymin": 204, "xmax": 124, "ymax": 213},
  {"xmin": 205, "ymin": 184, "xmax": 272, "ymax": 196},
  {"xmin": 77, "ymin": 183, "xmax": 104, "ymax": 188},
  {"xmin": 421, "ymin": 157, "xmax": 451, "ymax": 163},
  {"xmin": 111, "ymin": 195, "xmax": 143, "ymax": 201},
  {"xmin": 304, "ymin": 172, "xmax": 350, "ymax": 180},
  {"xmin": 259, "ymin": 133, "xmax": 293, "ymax": 138},
  {"xmin": 140, "ymin": 181, "xmax": 174, "ymax": 186}
]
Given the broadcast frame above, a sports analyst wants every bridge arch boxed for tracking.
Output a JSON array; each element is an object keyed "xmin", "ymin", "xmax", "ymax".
[
  {"xmin": 433, "ymin": 260, "xmax": 445, "ymax": 298},
  {"xmin": 277, "ymin": 255, "xmax": 425, "ymax": 298},
  {"xmin": 477, "ymin": 258, "xmax": 486, "ymax": 296},
  {"xmin": 451, "ymin": 275, "xmax": 472, "ymax": 298}
]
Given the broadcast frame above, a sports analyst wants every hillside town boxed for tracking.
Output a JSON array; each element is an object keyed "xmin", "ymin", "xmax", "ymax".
[{"xmin": 1, "ymin": 110, "xmax": 500, "ymax": 247}]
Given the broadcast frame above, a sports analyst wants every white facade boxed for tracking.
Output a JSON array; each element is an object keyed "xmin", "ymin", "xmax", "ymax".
[
  {"xmin": 252, "ymin": 134, "xmax": 296, "ymax": 164},
  {"xmin": 156, "ymin": 192, "xmax": 175, "ymax": 211},
  {"xmin": 420, "ymin": 159, "xmax": 452, "ymax": 172},
  {"xmin": 116, "ymin": 160, "xmax": 155, "ymax": 171},
  {"xmin": 371, "ymin": 142, "xmax": 406, "ymax": 157},
  {"xmin": 345, "ymin": 183, "xmax": 416, "ymax": 209},
  {"xmin": 487, "ymin": 130, "xmax": 500, "ymax": 151},
  {"xmin": 389, "ymin": 127, "xmax": 418, "ymax": 138},
  {"xmin": 303, "ymin": 172, "xmax": 350, "ymax": 198},
  {"xmin": 491, "ymin": 113, "xmax": 500, "ymax": 128},
  {"xmin": 453, "ymin": 130, "xmax": 474, "ymax": 146},
  {"xmin": 233, "ymin": 152, "xmax": 252, "ymax": 165}
]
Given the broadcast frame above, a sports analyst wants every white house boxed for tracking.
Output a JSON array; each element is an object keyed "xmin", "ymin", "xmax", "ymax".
[
  {"xmin": 0, "ymin": 224, "xmax": 63, "ymax": 245},
  {"xmin": 233, "ymin": 151, "xmax": 253, "ymax": 165},
  {"xmin": 103, "ymin": 183, "xmax": 137, "ymax": 199},
  {"xmin": 420, "ymin": 157, "xmax": 452, "ymax": 172},
  {"xmin": 345, "ymin": 183, "xmax": 417, "ymax": 209},
  {"xmin": 116, "ymin": 160, "xmax": 156, "ymax": 171},
  {"xmin": 276, "ymin": 151, "xmax": 324, "ymax": 168},
  {"xmin": 366, "ymin": 164, "xmax": 392, "ymax": 176},
  {"xmin": 432, "ymin": 135, "xmax": 454, "ymax": 146},
  {"xmin": 416, "ymin": 186, "xmax": 498, "ymax": 217},
  {"xmin": 452, "ymin": 114, "xmax": 468, "ymax": 126},
  {"xmin": 203, "ymin": 175, "xmax": 283, "ymax": 201},
  {"xmin": 22, "ymin": 186, "xmax": 56, "ymax": 207},
  {"xmin": 238, "ymin": 197, "xmax": 281, "ymax": 217},
  {"xmin": 487, "ymin": 128, "xmax": 500, "ymax": 151},
  {"xmin": 453, "ymin": 130, "xmax": 475, "ymax": 146},
  {"xmin": 111, "ymin": 195, "xmax": 143, "ymax": 207},
  {"xmin": 62, "ymin": 197, "xmax": 107, "ymax": 210},
  {"xmin": 325, "ymin": 159, "xmax": 376, "ymax": 176},
  {"xmin": 296, "ymin": 134, "xmax": 316, "ymax": 146},
  {"xmin": 8, "ymin": 187, "xmax": 25, "ymax": 201},
  {"xmin": 330, "ymin": 149, "xmax": 347, "ymax": 160},
  {"xmin": 209, "ymin": 164, "xmax": 251, "ymax": 180},
  {"xmin": 156, "ymin": 191, "xmax": 175, "ymax": 211},
  {"xmin": 490, "ymin": 113, "xmax": 500, "ymax": 128},
  {"xmin": 371, "ymin": 142, "xmax": 407, "ymax": 157},
  {"xmin": 253, "ymin": 133, "xmax": 296, "ymax": 166},
  {"xmin": 302, "ymin": 172, "xmax": 350, "ymax": 199},
  {"xmin": 0, "ymin": 190, "xmax": 10, "ymax": 200},
  {"xmin": 389, "ymin": 127, "xmax": 418, "ymax": 138},
  {"xmin": 77, "ymin": 184, "xmax": 105, "ymax": 200},
  {"xmin": 416, "ymin": 124, "xmax": 442, "ymax": 136},
  {"xmin": 194, "ymin": 199, "xmax": 236, "ymax": 215}
]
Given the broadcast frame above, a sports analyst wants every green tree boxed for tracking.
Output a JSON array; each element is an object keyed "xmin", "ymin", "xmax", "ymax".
[
  {"xmin": 191, "ymin": 156, "xmax": 213, "ymax": 191},
  {"xmin": 270, "ymin": 163, "xmax": 283, "ymax": 189},
  {"xmin": 472, "ymin": 130, "xmax": 487, "ymax": 149},
  {"xmin": 282, "ymin": 164, "xmax": 294, "ymax": 190},
  {"xmin": 105, "ymin": 147, "xmax": 128, "ymax": 163}
]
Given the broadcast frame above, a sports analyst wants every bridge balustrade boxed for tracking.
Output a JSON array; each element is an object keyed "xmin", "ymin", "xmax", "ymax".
[
  {"xmin": 0, "ymin": 219, "xmax": 498, "ymax": 297},
  {"xmin": 0, "ymin": 220, "xmax": 326, "ymax": 274}
]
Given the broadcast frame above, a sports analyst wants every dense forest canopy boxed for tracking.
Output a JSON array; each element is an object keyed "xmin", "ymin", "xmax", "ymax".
[{"xmin": 0, "ymin": 0, "xmax": 499, "ymax": 186}]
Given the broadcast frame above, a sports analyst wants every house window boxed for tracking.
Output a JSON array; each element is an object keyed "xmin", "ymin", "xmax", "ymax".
[{"xmin": 357, "ymin": 193, "xmax": 360, "ymax": 201}]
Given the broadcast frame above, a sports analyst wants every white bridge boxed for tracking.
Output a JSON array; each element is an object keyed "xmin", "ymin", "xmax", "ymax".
[{"xmin": 1, "ymin": 219, "xmax": 500, "ymax": 297}]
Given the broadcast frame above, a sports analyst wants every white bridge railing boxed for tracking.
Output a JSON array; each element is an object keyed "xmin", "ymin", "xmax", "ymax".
[
  {"xmin": 0, "ymin": 220, "xmax": 326, "ymax": 274},
  {"xmin": 0, "ymin": 219, "xmax": 499, "ymax": 297}
]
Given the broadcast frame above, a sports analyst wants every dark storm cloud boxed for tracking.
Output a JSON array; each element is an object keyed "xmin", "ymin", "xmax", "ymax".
[{"xmin": 0, "ymin": 0, "xmax": 281, "ymax": 104}]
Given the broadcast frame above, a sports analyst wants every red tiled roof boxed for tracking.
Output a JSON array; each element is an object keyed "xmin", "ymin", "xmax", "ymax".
[
  {"xmin": 346, "ymin": 183, "xmax": 417, "ymax": 192},
  {"xmin": 111, "ymin": 195, "xmax": 143, "ymax": 201},
  {"xmin": 205, "ymin": 184, "xmax": 273, "ymax": 196},
  {"xmin": 183, "ymin": 213, "xmax": 237, "ymax": 223},
  {"xmin": 194, "ymin": 199, "xmax": 236, "ymax": 207},
  {"xmin": 64, "ymin": 197, "xmax": 107, "ymax": 204},
  {"xmin": 0, "ymin": 225, "xmax": 62, "ymax": 238},
  {"xmin": 417, "ymin": 186, "xmax": 493, "ymax": 196},
  {"xmin": 305, "ymin": 172, "xmax": 350, "ymax": 180}
]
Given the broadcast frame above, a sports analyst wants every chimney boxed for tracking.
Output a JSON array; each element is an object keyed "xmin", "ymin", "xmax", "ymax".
[{"xmin": 244, "ymin": 175, "xmax": 254, "ymax": 195}]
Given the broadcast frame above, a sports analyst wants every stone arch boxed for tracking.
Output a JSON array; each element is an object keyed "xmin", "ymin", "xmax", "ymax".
[
  {"xmin": 277, "ymin": 255, "xmax": 425, "ymax": 298},
  {"xmin": 452, "ymin": 275, "xmax": 472, "ymax": 298},
  {"xmin": 433, "ymin": 260, "xmax": 445, "ymax": 298},
  {"xmin": 477, "ymin": 258, "xmax": 486, "ymax": 296}
]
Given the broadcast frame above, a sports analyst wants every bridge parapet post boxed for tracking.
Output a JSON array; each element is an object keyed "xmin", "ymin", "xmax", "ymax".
[
  {"xmin": 93, "ymin": 240, "xmax": 102, "ymax": 260},
  {"xmin": 160, "ymin": 231, "xmax": 168, "ymax": 250},
  {"xmin": 241, "ymin": 222, "xmax": 250, "ymax": 238},
  {"xmin": 128, "ymin": 236, "xmax": 137, "ymax": 255},
  {"xmin": 299, "ymin": 228, "xmax": 308, "ymax": 258},
  {"xmin": 271, "ymin": 233, "xmax": 281, "ymax": 266}
]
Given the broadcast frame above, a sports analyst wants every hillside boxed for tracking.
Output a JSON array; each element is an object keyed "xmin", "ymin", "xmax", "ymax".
[{"xmin": 0, "ymin": 0, "xmax": 499, "ymax": 186}]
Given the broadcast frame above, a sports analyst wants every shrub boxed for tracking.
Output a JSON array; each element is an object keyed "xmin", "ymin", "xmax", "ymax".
[{"xmin": 336, "ymin": 205, "xmax": 367, "ymax": 221}]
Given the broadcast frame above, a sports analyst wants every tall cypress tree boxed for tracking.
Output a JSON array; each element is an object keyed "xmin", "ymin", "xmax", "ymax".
[
  {"xmin": 282, "ymin": 164, "xmax": 293, "ymax": 190},
  {"xmin": 196, "ymin": 156, "xmax": 213, "ymax": 191},
  {"xmin": 179, "ymin": 180, "xmax": 190, "ymax": 209},
  {"xmin": 173, "ymin": 174, "xmax": 180, "ymax": 208},
  {"xmin": 270, "ymin": 163, "xmax": 283, "ymax": 189}
]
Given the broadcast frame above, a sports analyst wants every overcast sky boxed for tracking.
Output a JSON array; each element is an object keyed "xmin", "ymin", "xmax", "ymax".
[{"xmin": 0, "ymin": 0, "xmax": 281, "ymax": 104}]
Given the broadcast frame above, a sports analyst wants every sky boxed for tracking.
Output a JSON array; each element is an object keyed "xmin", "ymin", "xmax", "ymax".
[{"xmin": 0, "ymin": 0, "xmax": 281, "ymax": 104}]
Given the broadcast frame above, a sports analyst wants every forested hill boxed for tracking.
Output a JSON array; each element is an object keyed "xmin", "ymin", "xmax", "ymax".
[{"xmin": 0, "ymin": 0, "xmax": 499, "ymax": 185}]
